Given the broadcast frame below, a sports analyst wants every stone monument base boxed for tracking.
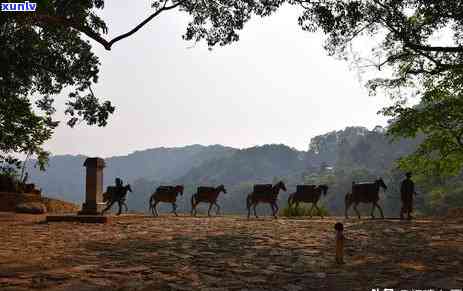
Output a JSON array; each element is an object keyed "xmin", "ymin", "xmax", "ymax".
[{"xmin": 78, "ymin": 202, "xmax": 106, "ymax": 215}]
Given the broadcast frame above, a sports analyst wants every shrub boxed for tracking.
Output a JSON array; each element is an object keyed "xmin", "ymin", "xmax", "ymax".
[{"xmin": 281, "ymin": 204, "xmax": 329, "ymax": 217}]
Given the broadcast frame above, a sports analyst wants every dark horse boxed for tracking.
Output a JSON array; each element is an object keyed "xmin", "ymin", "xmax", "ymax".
[
  {"xmin": 191, "ymin": 185, "xmax": 227, "ymax": 217},
  {"xmin": 287, "ymin": 184, "xmax": 329, "ymax": 218},
  {"xmin": 149, "ymin": 185, "xmax": 184, "ymax": 216},
  {"xmin": 247, "ymin": 181, "xmax": 287, "ymax": 219},
  {"xmin": 101, "ymin": 184, "xmax": 132, "ymax": 215},
  {"xmin": 345, "ymin": 178, "xmax": 387, "ymax": 219}
]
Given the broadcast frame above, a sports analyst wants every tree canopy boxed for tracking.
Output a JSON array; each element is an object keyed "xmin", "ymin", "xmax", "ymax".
[
  {"xmin": 295, "ymin": 0, "xmax": 463, "ymax": 176},
  {"xmin": 0, "ymin": 0, "xmax": 283, "ymax": 174},
  {"xmin": 3, "ymin": 0, "xmax": 463, "ymax": 179}
]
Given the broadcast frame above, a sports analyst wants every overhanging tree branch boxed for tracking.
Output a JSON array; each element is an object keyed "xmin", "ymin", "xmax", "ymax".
[
  {"xmin": 107, "ymin": 1, "xmax": 183, "ymax": 49},
  {"xmin": 405, "ymin": 43, "xmax": 463, "ymax": 53},
  {"xmin": 31, "ymin": 1, "xmax": 184, "ymax": 51}
]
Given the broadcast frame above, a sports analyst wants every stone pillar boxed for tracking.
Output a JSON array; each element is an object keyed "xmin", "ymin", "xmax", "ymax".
[{"xmin": 79, "ymin": 157, "xmax": 106, "ymax": 215}]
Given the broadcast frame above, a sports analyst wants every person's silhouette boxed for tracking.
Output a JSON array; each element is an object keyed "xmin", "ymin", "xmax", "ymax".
[
  {"xmin": 400, "ymin": 172, "xmax": 416, "ymax": 220},
  {"xmin": 114, "ymin": 177, "xmax": 124, "ymax": 199}
]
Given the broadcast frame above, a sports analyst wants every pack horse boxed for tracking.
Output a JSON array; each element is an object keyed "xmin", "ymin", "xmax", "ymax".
[
  {"xmin": 246, "ymin": 181, "xmax": 287, "ymax": 218},
  {"xmin": 287, "ymin": 184, "xmax": 329, "ymax": 218},
  {"xmin": 191, "ymin": 185, "xmax": 227, "ymax": 217},
  {"xmin": 149, "ymin": 185, "xmax": 184, "ymax": 216},
  {"xmin": 345, "ymin": 178, "xmax": 387, "ymax": 219}
]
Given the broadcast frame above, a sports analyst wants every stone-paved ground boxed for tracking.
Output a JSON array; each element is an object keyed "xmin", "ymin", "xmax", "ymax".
[{"xmin": 0, "ymin": 212, "xmax": 462, "ymax": 291}]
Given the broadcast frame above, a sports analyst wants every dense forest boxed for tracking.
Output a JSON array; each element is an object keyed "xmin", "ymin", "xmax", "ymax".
[{"xmin": 22, "ymin": 126, "xmax": 463, "ymax": 217}]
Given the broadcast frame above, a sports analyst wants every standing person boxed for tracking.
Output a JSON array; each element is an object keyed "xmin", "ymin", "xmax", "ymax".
[{"xmin": 400, "ymin": 172, "xmax": 416, "ymax": 220}]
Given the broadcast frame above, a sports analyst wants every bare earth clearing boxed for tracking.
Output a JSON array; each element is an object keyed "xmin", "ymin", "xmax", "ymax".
[{"xmin": 1, "ymin": 213, "xmax": 462, "ymax": 291}]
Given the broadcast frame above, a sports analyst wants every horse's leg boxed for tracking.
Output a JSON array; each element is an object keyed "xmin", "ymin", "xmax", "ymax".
[
  {"xmin": 375, "ymin": 201, "xmax": 384, "ymax": 219},
  {"xmin": 353, "ymin": 202, "xmax": 361, "ymax": 219},
  {"xmin": 247, "ymin": 201, "xmax": 251, "ymax": 219},
  {"xmin": 253, "ymin": 202, "xmax": 258, "ymax": 218},
  {"xmin": 309, "ymin": 203, "xmax": 316, "ymax": 218},
  {"xmin": 269, "ymin": 202, "xmax": 275, "ymax": 217},
  {"xmin": 102, "ymin": 201, "xmax": 115, "ymax": 215},
  {"xmin": 172, "ymin": 202, "xmax": 178, "ymax": 216},
  {"xmin": 191, "ymin": 202, "xmax": 197, "ymax": 217},
  {"xmin": 207, "ymin": 202, "xmax": 213, "ymax": 217},
  {"xmin": 214, "ymin": 202, "xmax": 221, "ymax": 215},
  {"xmin": 273, "ymin": 202, "xmax": 279, "ymax": 218},
  {"xmin": 117, "ymin": 201, "xmax": 122, "ymax": 216},
  {"xmin": 153, "ymin": 200, "xmax": 159, "ymax": 216},
  {"xmin": 370, "ymin": 203, "xmax": 376, "ymax": 219},
  {"xmin": 345, "ymin": 202, "xmax": 350, "ymax": 219},
  {"xmin": 314, "ymin": 202, "xmax": 323, "ymax": 218}
]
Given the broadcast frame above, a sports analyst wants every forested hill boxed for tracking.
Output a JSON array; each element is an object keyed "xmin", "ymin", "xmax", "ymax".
[
  {"xmin": 308, "ymin": 126, "xmax": 421, "ymax": 173},
  {"xmin": 26, "ymin": 126, "xmax": 444, "ymax": 216},
  {"xmin": 175, "ymin": 144, "xmax": 307, "ymax": 185},
  {"xmin": 26, "ymin": 144, "xmax": 236, "ymax": 203}
]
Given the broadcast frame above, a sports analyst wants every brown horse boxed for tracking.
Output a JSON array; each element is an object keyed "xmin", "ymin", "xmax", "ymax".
[
  {"xmin": 287, "ymin": 184, "xmax": 329, "ymax": 218},
  {"xmin": 246, "ymin": 181, "xmax": 287, "ymax": 219},
  {"xmin": 149, "ymin": 185, "xmax": 184, "ymax": 216},
  {"xmin": 191, "ymin": 185, "xmax": 227, "ymax": 217},
  {"xmin": 345, "ymin": 178, "xmax": 387, "ymax": 219}
]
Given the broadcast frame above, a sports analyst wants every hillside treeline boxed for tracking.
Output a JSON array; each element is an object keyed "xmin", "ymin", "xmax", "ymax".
[{"xmin": 23, "ymin": 126, "xmax": 462, "ymax": 216}]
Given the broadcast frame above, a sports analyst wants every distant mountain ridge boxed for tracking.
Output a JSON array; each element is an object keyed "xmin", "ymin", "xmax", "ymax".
[
  {"xmin": 26, "ymin": 144, "xmax": 236, "ymax": 203},
  {"xmin": 24, "ymin": 126, "xmax": 420, "ymax": 215}
]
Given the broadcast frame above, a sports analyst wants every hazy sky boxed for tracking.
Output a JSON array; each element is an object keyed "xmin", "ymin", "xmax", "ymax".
[{"xmin": 47, "ymin": 2, "xmax": 391, "ymax": 158}]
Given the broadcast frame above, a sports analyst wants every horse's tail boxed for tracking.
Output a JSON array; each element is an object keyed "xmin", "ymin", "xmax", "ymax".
[
  {"xmin": 246, "ymin": 194, "xmax": 252, "ymax": 210},
  {"xmin": 148, "ymin": 193, "xmax": 155, "ymax": 211},
  {"xmin": 345, "ymin": 192, "xmax": 352, "ymax": 218},
  {"xmin": 345, "ymin": 192, "xmax": 351, "ymax": 205},
  {"xmin": 287, "ymin": 193, "xmax": 294, "ymax": 208},
  {"xmin": 191, "ymin": 193, "xmax": 197, "ymax": 207}
]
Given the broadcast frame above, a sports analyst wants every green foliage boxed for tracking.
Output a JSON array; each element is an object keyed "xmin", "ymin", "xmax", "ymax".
[
  {"xmin": 0, "ymin": 96, "xmax": 54, "ymax": 174},
  {"xmin": 384, "ymin": 86, "xmax": 463, "ymax": 177},
  {"xmin": 281, "ymin": 204, "xmax": 329, "ymax": 217},
  {"xmin": 295, "ymin": 0, "xmax": 463, "ymax": 176},
  {"xmin": 1, "ymin": 1, "xmax": 114, "ymax": 172},
  {"xmin": 402, "ymin": 171, "xmax": 463, "ymax": 216},
  {"xmin": 1, "ymin": 0, "xmax": 287, "ymax": 173}
]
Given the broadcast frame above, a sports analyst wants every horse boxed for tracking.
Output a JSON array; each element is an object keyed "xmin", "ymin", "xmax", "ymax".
[
  {"xmin": 149, "ymin": 185, "xmax": 184, "ymax": 216},
  {"xmin": 246, "ymin": 181, "xmax": 287, "ymax": 219},
  {"xmin": 287, "ymin": 184, "xmax": 329, "ymax": 218},
  {"xmin": 101, "ymin": 184, "xmax": 132, "ymax": 215},
  {"xmin": 191, "ymin": 185, "xmax": 227, "ymax": 217},
  {"xmin": 345, "ymin": 178, "xmax": 387, "ymax": 219}
]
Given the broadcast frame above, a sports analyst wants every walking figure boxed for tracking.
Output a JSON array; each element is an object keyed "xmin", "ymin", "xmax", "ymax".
[{"xmin": 400, "ymin": 172, "xmax": 416, "ymax": 220}]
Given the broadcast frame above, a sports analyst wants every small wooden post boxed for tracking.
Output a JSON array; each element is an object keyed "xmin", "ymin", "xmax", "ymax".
[{"xmin": 334, "ymin": 222, "xmax": 345, "ymax": 264}]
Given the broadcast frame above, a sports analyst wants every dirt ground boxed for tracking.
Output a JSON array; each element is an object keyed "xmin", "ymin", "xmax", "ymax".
[{"xmin": 0, "ymin": 212, "xmax": 462, "ymax": 291}]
